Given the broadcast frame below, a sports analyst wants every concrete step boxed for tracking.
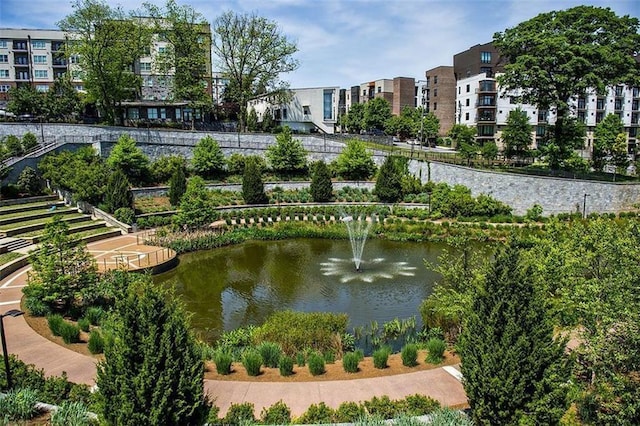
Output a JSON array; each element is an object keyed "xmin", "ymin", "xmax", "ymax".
[
  {"xmin": 2, "ymin": 215, "xmax": 91, "ymax": 237},
  {"xmin": 0, "ymin": 200, "xmax": 65, "ymax": 216},
  {"xmin": 4, "ymin": 238, "xmax": 32, "ymax": 252},
  {"xmin": 0, "ymin": 207, "xmax": 74, "ymax": 227},
  {"xmin": 24, "ymin": 221, "xmax": 109, "ymax": 244}
]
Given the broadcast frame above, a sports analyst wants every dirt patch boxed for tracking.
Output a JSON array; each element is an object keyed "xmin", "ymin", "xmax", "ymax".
[{"xmin": 204, "ymin": 351, "xmax": 460, "ymax": 382}]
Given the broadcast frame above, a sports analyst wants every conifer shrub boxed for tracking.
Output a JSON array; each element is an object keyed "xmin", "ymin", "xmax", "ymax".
[
  {"xmin": 213, "ymin": 351, "xmax": 233, "ymax": 375},
  {"xmin": 60, "ymin": 322, "xmax": 80, "ymax": 344},
  {"xmin": 47, "ymin": 314, "xmax": 65, "ymax": 336},
  {"xmin": 307, "ymin": 352, "xmax": 326, "ymax": 376},
  {"xmin": 363, "ymin": 395, "xmax": 397, "ymax": 420},
  {"xmin": 278, "ymin": 355, "xmax": 294, "ymax": 377},
  {"xmin": 87, "ymin": 330, "xmax": 104, "ymax": 354},
  {"xmin": 257, "ymin": 342, "xmax": 282, "ymax": 368},
  {"xmin": 401, "ymin": 343, "xmax": 418, "ymax": 367},
  {"xmin": 373, "ymin": 347, "xmax": 390, "ymax": 369},
  {"xmin": 342, "ymin": 352, "xmax": 360, "ymax": 373},
  {"xmin": 334, "ymin": 401, "xmax": 366, "ymax": 423},
  {"xmin": 224, "ymin": 402, "xmax": 256, "ymax": 425},
  {"xmin": 296, "ymin": 402, "xmax": 335, "ymax": 425},
  {"xmin": 426, "ymin": 338, "xmax": 446, "ymax": 364},
  {"xmin": 260, "ymin": 400, "xmax": 292, "ymax": 425},
  {"xmin": 242, "ymin": 350, "xmax": 263, "ymax": 376},
  {"xmin": 401, "ymin": 394, "xmax": 441, "ymax": 416}
]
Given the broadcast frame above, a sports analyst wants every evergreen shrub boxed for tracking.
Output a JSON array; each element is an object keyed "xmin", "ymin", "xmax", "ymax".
[
  {"xmin": 60, "ymin": 322, "xmax": 80, "ymax": 344},
  {"xmin": 373, "ymin": 347, "xmax": 390, "ymax": 369},
  {"xmin": 87, "ymin": 330, "xmax": 104, "ymax": 354},
  {"xmin": 334, "ymin": 401, "xmax": 366, "ymax": 423},
  {"xmin": 257, "ymin": 342, "xmax": 282, "ymax": 368},
  {"xmin": 278, "ymin": 356, "xmax": 294, "ymax": 377},
  {"xmin": 401, "ymin": 343, "xmax": 418, "ymax": 367},
  {"xmin": 296, "ymin": 402, "xmax": 334, "ymax": 425},
  {"xmin": 260, "ymin": 400, "xmax": 291, "ymax": 425},
  {"xmin": 224, "ymin": 402, "xmax": 255, "ymax": 425},
  {"xmin": 307, "ymin": 352, "xmax": 326, "ymax": 376},
  {"xmin": 77, "ymin": 317, "xmax": 90, "ymax": 332},
  {"xmin": 214, "ymin": 351, "xmax": 233, "ymax": 375},
  {"xmin": 426, "ymin": 338, "xmax": 446, "ymax": 364},
  {"xmin": 342, "ymin": 352, "xmax": 360, "ymax": 373},
  {"xmin": 47, "ymin": 314, "xmax": 65, "ymax": 336}
]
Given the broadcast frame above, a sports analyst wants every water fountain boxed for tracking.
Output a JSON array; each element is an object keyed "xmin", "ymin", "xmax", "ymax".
[{"xmin": 341, "ymin": 214, "xmax": 374, "ymax": 272}]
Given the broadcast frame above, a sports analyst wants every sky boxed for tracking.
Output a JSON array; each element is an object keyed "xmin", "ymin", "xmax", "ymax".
[{"xmin": 1, "ymin": 0, "xmax": 638, "ymax": 89}]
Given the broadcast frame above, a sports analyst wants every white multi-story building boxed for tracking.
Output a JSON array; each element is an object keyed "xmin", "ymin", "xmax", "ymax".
[
  {"xmin": 248, "ymin": 87, "xmax": 340, "ymax": 134},
  {"xmin": 455, "ymin": 72, "xmax": 640, "ymax": 156}
]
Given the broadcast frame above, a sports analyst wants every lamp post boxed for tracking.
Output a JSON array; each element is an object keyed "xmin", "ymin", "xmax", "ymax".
[
  {"xmin": 1, "ymin": 309, "xmax": 24, "ymax": 390},
  {"xmin": 583, "ymin": 193, "xmax": 590, "ymax": 219}
]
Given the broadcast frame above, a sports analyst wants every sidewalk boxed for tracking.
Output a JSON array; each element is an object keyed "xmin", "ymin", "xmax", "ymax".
[{"xmin": 0, "ymin": 233, "xmax": 467, "ymax": 416}]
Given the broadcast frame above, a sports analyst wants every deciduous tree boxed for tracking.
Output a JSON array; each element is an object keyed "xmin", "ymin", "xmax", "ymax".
[
  {"xmin": 593, "ymin": 113, "xmax": 624, "ymax": 171},
  {"xmin": 106, "ymin": 134, "xmax": 150, "ymax": 186},
  {"xmin": 212, "ymin": 11, "xmax": 299, "ymax": 131},
  {"xmin": 494, "ymin": 6, "xmax": 640, "ymax": 167},
  {"xmin": 333, "ymin": 139, "xmax": 376, "ymax": 181},
  {"xmin": 343, "ymin": 103, "xmax": 365, "ymax": 134},
  {"xmin": 501, "ymin": 108, "xmax": 532, "ymax": 159},
  {"xmin": 173, "ymin": 176, "xmax": 216, "ymax": 229},
  {"xmin": 266, "ymin": 126, "xmax": 308, "ymax": 178},
  {"xmin": 362, "ymin": 98, "xmax": 391, "ymax": 133},
  {"xmin": 191, "ymin": 136, "xmax": 226, "ymax": 180}
]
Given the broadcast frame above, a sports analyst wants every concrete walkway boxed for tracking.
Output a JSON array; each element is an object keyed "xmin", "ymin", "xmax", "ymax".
[{"xmin": 0, "ymin": 233, "xmax": 467, "ymax": 416}]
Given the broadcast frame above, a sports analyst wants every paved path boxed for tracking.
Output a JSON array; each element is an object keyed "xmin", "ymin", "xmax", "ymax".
[{"xmin": 0, "ymin": 233, "xmax": 467, "ymax": 416}]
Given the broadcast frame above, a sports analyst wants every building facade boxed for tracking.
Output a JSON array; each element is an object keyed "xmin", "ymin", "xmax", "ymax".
[
  {"xmin": 248, "ymin": 87, "xmax": 340, "ymax": 134},
  {"xmin": 423, "ymin": 66, "xmax": 456, "ymax": 136},
  {"xmin": 0, "ymin": 28, "xmax": 81, "ymax": 107}
]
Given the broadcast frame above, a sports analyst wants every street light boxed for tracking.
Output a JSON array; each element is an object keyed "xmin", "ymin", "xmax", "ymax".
[
  {"xmin": 1, "ymin": 309, "xmax": 24, "ymax": 390},
  {"xmin": 583, "ymin": 193, "xmax": 590, "ymax": 219}
]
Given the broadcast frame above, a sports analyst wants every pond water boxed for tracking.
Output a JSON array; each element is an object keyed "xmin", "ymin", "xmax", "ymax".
[{"xmin": 154, "ymin": 238, "xmax": 451, "ymax": 344}]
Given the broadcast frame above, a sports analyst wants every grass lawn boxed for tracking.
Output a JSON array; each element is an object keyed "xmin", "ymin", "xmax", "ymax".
[
  {"xmin": 0, "ymin": 213, "xmax": 86, "ymax": 232},
  {"xmin": 0, "ymin": 251, "xmax": 23, "ymax": 266}
]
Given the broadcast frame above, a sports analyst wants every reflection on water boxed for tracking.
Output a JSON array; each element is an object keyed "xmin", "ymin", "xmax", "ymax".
[{"xmin": 154, "ymin": 238, "xmax": 448, "ymax": 344}]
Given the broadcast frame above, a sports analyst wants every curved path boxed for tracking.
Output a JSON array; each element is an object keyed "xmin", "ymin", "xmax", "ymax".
[{"xmin": 0, "ymin": 233, "xmax": 467, "ymax": 416}]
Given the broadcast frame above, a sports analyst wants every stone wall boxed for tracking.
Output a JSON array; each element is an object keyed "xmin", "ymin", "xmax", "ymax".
[{"xmin": 411, "ymin": 160, "xmax": 640, "ymax": 216}]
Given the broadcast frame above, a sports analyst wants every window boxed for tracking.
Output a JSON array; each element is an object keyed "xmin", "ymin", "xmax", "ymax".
[
  {"xmin": 0, "ymin": 69, "xmax": 10, "ymax": 78},
  {"xmin": 480, "ymin": 51, "xmax": 492, "ymax": 64},
  {"xmin": 31, "ymin": 40, "xmax": 46, "ymax": 49},
  {"xmin": 596, "ymin": 98, "xmax": 605, "ymax": 110},
  {"xmin": 465, "ymin": 98, "xmax": 470, "ymax": 107},
  {"xmin": 465, "ymin": 112, "xmax": 469, "ymax": 121},
  {"xmin": 323, "ymin": 90, "xmax": 333, "ymax": 120},
  {"xmin": 433, "ymin": 88, "xmax": 437, "ymax": 97},
  {"xmin": 14, "ymin": 56, "xmax": 28, "ymax": 65},
  {"xmin": 577, "ymin": 98, "xmax": 586, "ymax": 109},
  {"xmin": 74, "ymin": 85, "xmax": 84, "ymax": 92},
  {"xmin": 480, "ymin": 67, "xmax": 492, "ymax": 77},
  {"xmin": 434, "ymin": 76, "xmax": 438, "ymax": 84},
  {"xmin": 363, "ymin": 90, "xmax": 366, "ymax": 96},
  {"xmin": 70, "ymin": 55, "xmax": 80, "ymax": 64},
  {"xmin": 36, "ymin": 85, "xmax": 49, "ymax": 92},
  {"xmin": 536, "ymin": 125, "xmax": 546, "ymax": 137},
  {"xmin": 160, "ymin": 108, "xmax": 166, "ymax": 119},
  {"xmin": 303, "ymin": 105, "xmax": 310, "ymax": 115},
  {"xmin": 0, "ymin": 41, "xmax": 6, "ymax": 48},
  {"xmin": 33, "ymin": 55, "xmax": 47, "ymax": 64},
  {"xmin": 0, "ymin": 85, "xmax": 10, "ymax": 92},
  {"xmin": 433, "ymin": 102, "xmax": 437, "ymax": 110},
  {"xmin": 634, "ymin": 87, "xmax": 640, "ymax": 98},
  {"xmin": 158, "ymin": 46, "xmax": 167, "ymax": 54},
  {"xmin": 13, "ymin": 41, "xmax": 27, "ymax": 50},
  {"xmin": 140, "ymin": 62, "xmax": 152, "ymax": 72},
  {"xmin": 615, "ymin": 86, "xmax": 623, "ymax": 97},
  {"xmin": 127, "ymin": 108, "xmax": 139, "ymax": 119},
  {"xmin": 147, "ymin": 108, "xmax": 158, "ymax": 119},
  {"xmin": 16, "ymin": 71, "xmax": 28, "ymax": 80},
  {"xmin": 466, "ymin": 84, "xmax": 470, "ymax": 93},
  {"xmin": 633, "ymin": 100, "xmax": 639, "ymax": 111},
  {"xmin": 478, "ymin": 125, "xmax": 494, "ymax": 136},
  {"xmin": 34, "ymin": 70, "xmax": 48, "ymax": 78},
  {"xmin": 377, "ymin": 86, "xmax": 381, "ymax": 93},
  {"xmin": 596, "ymin": 111, "xmax": 604, "ymax": 123},
  {"xmin": 577, "ymin": 111, "xmax": 586, "ymax": 122},
  {"xmin": 615, "ymin": 99, "xmax": 623, "ymax": 110},
  {"xmin": 479, "ymin": 95, "xmax": 495, "ymax": 106},
  {"xmin": 0, "ymin": 55, "xmax": 6, "ymax": 63},
  {"xmin": 458, "ymin": 87, "xmax": 460, "ymax": 94}
]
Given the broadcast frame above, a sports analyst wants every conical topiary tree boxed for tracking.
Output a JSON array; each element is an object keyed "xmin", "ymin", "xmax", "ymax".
[
  {"xmin": 104, "ymin": 168, "xmax": 133, "ymax": 214},
  {"xmin": 459, "ymin": 240, "xmax": 569, "ymax": 425},
  {"xmin": 374, "ymin": 155, "xmax": 403, "ymax": 203},
  {"xmin": 242, "ymin": 156, "xmax": 268, "ymax": 204},
  {"xmin": 96, "ymin": 276, "xmax": 210, "ymax": 425},
  {"xmin": 168, "ymin": 166, "xmax": 187, "ymax": 207},
  {"xmin": 310, "ymin": 160, "xmax": 333, "ymax": 202}
]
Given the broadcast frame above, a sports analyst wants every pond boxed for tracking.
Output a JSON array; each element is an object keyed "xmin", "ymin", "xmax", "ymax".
[{"xmin": 154, "ymin": 238, "xmax": 451, "ymax": 344}]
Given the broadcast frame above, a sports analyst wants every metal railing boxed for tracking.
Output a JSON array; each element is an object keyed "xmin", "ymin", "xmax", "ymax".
[{"xmin": 101, "ymin": 246, "xmax": 175, "ymax": 271}]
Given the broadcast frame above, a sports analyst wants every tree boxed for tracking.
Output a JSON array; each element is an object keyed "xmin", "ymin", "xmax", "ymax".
[
  {"xmin": 242, "ymin": 156, "xmax": 268, "ymax": 205},
  {"xmin": 333, "ymin": 139, "xmax": 376, "ymax": 181},
  {"xmin": 363, "ymin": 97, "xmax": 391, "ymax": 132},
  {"xmin": 385, "ymin": 106, "xmax": 416, "ymax": 140},
  {"xmin": 23, "ymin": 216, "xmax": 98, "ymax": 315},
  {"xmin": 448, "ymin": 124, "xmax": 476, "ymax": 149},
  {"xmin": 309, "ymin": 160, "xmax": 333, "ymax": 202},
  {"xmin": 191, "ymin": 136, "xmax": 226, "ymax": 180},
  {"xmin": 261, "ymin": 108, "xmax": 275, "ymax": 132},
  {"xmin": 149, "ymin": 155, "xmax": 187, "ymax": 184},
  {"xmin": 481, "ymin": 142, "xmax": 498, "ymax": 161},
  {"xmin": 58, "ymin": 0, "xmax": 152, "ymax": 124},
  {"xmin": 45, "ymin": 76, "xmax": 83, "ymax": 121},
  {"xmin": 103, "ymin": 169, "xmax": 133, "ymax": 214},
  {"xmin": 6, "ymin": 85, "xmax": 45, "ymax": 117},
  {"xmin": 246, "ymin": 108, "xmax": 258, "ymax": 132},
  {"xmin": 106, "ymin": 134, "xmax": 150, "ymax": 186},
  {"xmin": 494, "ymin": 6, "xmax": 640, "ymax": 167},
  {"xmin": 343, "ymin": 103, "xmax": 365, "ymax": 134},
  {"xmin": 459, "ymin": 240, "xmax": 569, "ymax": 425},
  {"xmin": 374, "ymin": 156, "xmax": 404, "ymax": 203},
  {"xmin": 168, "ymin": 166, "xmax": 186, "ymax": 207},
  {"xmin": 593, "ymin": 113, "xmax": 624, "ymax": 171},
  {"xmin": 266, "ymin": 126, "xmax": 308, "ymax": 178},
  {"xmin": 144, "ymin": 0, "xmax": 211, "ymax": 129},
  {"xmin": 96, "ymin": 276, "xmax": 210, "ymax": 425},
  {"xmin": 3, "ymin": 135, "xmax": 23, "ymax": 157},
  {"xmin": 16, "ymin": 166, "xmax": 42, "ymax": 196},
  {"xmin": 611, "ymin": 133, "xmax": 630, "ymax": 175},
  {"xmin": 501, "ymin": 108, "xmax": 532, "ymax": 159},
  {"xmin": 540, "ymin": 117, "xmax": 586, "ymax": 170},
  {"xmin": 212, "ymin": 11, "xmax": 299, "ymax": 131},
  {"xmin": 173, "ymin": 176, "xmax": 216, "ymax": 230},
  {"xmin": 421, "ymin": 112, "xmax": 440, "ymax": 146},
  {"xmin": 21, "ymin": 132, "xmax": 39, "ymax": 153}
]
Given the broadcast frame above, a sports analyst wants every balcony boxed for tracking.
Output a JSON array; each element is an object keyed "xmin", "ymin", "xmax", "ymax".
[
  {"xmin": 12, "ymin": 42, "xmax": 28, "ymax": 51},
  {"xmin": 52, "ymin": 59, "xmax": 68, "ymax": 67},
  {"xmin": 476, "ymin": 82, "xmax": 497, "ymax": 94},
  {"xmin": 477, "ymin": 114, "xmax": 496, "ymax": 123}
]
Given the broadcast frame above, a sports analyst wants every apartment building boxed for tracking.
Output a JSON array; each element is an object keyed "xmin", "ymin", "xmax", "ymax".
[
  {"xmin": 0, "ymin": 28, "xmax": 81, "ymax": 107},
  {"xmin": 248, "ymin": 86, "xmax": 340, "ymax": 134},
  {"xmin": 357, "ymin": 77, "xmax": 416, "ymax": 116},
  {"xmin": 423, "ymin": 66, "xmax": 456, "ymax": 136}
]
